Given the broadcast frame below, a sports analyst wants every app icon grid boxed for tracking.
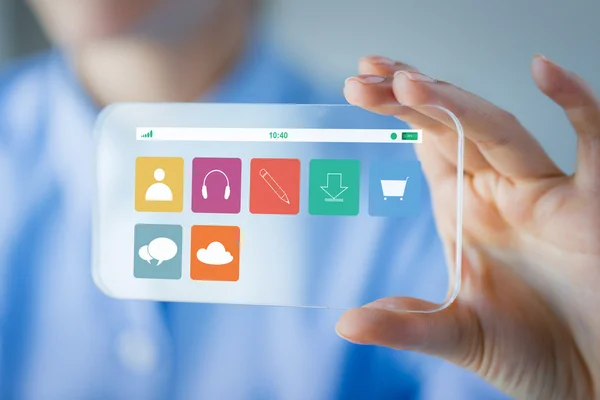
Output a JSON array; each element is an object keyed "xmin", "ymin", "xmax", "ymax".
[{"xmin": 132, "ymin": 156, "xmax": 423, "ymax": 281}]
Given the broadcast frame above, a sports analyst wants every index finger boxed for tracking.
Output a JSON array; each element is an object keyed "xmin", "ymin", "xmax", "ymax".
[{"xmin": 392, "ymin": 70, "xmax": 564, "ymax": 180}]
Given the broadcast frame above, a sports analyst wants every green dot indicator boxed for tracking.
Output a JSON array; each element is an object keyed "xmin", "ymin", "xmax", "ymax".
[{"xmin": 390, "ymin": 132, "xmax": 398, "ymax": 140}]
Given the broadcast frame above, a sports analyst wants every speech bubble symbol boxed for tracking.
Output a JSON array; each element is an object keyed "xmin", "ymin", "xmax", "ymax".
[
  {"xmin": 138, "ymin": 245, "xmax": 153, "ymax": 263},
  {"xmin": 148, "ymin": 237, "xmax": 178, "ymax": 266}
]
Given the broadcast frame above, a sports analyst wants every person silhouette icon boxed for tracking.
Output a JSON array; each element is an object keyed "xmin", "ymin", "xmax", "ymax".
[{"xmin": 145, "ymin": 168, "xmax": 173, "ymax": 202}]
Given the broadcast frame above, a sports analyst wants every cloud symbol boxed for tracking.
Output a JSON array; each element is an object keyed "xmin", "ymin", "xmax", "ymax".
[{"xmin": 196, "ymin": 241, "xmax": 233, "ymax": 265}]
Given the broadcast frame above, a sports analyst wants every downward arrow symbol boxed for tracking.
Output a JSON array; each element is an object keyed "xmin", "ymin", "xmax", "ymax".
[{"xmin": 320, "ymin": 173, "xmax": 348, "ymax": 202}]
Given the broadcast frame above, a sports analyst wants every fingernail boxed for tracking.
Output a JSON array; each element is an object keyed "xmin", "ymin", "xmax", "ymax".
[
  {"xmin": 335, "ymin": 326, "xmax": 364, "ymax": 344},
  {"xmin": 535, "ymin": 54, "xmax": 550, "ymax": 63},
  {"xmin": 394, "ymin": 70, "xmax": 436, "ymax": 83},
  {"xmin": 535, "ymin": 54, "xmax": 558, "ymax": 68},
  {"xmin": 345, "ymin": 75, "xmax": 387, "ymax": 85},
  {"xmin": 363, "ymin": 299, "xmax": 398, "ymax": 310},
  {"xmin": 334, "ymin": 325, "xmax": 349, "ymax": 340},
  {"xmin": 369, "ymin": 56, "xmax": 396, "ymax": 66}
]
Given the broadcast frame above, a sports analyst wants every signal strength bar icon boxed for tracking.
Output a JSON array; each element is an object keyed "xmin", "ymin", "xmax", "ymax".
[{"xmin": 141, "ymin": 130, "xmax": 153, "ymax": 138}]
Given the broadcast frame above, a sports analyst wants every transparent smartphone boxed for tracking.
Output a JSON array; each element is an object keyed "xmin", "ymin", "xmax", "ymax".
[{"xmin": 93, "ymin": 103, "xmax": 464, "ymax": 312}]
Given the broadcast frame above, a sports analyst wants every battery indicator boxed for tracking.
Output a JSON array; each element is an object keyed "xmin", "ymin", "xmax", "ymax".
[{"xmin": 402, "ymin": 131, "xmax": 419, "ymax": 141}]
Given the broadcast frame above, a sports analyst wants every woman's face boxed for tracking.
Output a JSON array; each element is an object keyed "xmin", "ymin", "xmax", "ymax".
[{"xmin": 27, "ymin": 0, "xmax": 226, "ymax": 48}]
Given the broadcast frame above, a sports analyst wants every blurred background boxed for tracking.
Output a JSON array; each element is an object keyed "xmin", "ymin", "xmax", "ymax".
[{"xmin": 1, "ymin": 0, "xmax": 599, "ymax": 171}]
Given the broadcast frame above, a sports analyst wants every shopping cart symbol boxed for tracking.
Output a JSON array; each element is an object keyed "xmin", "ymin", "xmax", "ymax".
[{"xmin": 381, "ymin": 177, "xmax": 409, "ymax": 201}]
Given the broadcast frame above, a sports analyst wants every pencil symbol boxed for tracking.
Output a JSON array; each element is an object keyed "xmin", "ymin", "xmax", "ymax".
[{"xmin": 259, "ymin": 168, "xmax": 290, "ymax": 204}]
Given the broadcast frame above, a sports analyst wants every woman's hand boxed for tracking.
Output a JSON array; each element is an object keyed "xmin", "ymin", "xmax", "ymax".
[{"xmin": 337, "ymin": 55, "xmax": 600, "ymax": 400}]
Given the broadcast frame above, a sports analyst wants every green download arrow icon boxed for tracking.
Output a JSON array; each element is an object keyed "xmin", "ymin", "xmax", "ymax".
[
  {"xmin": 309, "ymin": 159, "xmax": 360, "ymax": 216},
  {"xmin": 320, "ymin": 173, "xmax": 348, "ymax": 202}
]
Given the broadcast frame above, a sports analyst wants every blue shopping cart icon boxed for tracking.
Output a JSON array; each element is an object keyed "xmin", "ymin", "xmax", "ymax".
[{"xmin": 369, "ymin": 160, "xmax": 422, "ymax": 217}]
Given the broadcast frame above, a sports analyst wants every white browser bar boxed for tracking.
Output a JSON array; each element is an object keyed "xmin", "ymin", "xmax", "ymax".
[{"xmin": 136, "ymin": 128, "xmax": 422, "ymax": 144}]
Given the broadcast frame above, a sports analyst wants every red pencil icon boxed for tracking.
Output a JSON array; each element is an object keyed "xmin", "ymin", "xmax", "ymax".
[{"xmin": 259, "ymin": 168, "xmax": 290, "ymax": 204}]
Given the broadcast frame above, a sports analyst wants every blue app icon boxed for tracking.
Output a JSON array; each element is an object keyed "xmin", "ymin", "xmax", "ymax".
[
  {"xmin": 134, "ymin": 224, "xmax": 183, "ymax": 279},
  {"xmin": 368, "ymin": 160, "xmax": 423, "ymax": 217}
]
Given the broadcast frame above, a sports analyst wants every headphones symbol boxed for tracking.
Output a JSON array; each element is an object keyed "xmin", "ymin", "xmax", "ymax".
[{"xmin": 201, "ymin": 169, "xmax": 231, "ymax": 200}]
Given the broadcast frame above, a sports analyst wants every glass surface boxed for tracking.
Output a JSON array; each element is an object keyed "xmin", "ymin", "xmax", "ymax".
[{"xmin": 93, "ymin": 103, "xmax": 463, "ymax": 311}]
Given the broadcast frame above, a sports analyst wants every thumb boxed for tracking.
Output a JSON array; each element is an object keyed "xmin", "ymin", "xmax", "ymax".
[{"xmin": 335, "ymin": 297, "xmax": 482, "ymax": 368}]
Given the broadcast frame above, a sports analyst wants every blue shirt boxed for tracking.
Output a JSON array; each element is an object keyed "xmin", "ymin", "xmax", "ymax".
[{"xmin": 0, "ymin": 36, "xmax": 508, "ymax": 399}]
